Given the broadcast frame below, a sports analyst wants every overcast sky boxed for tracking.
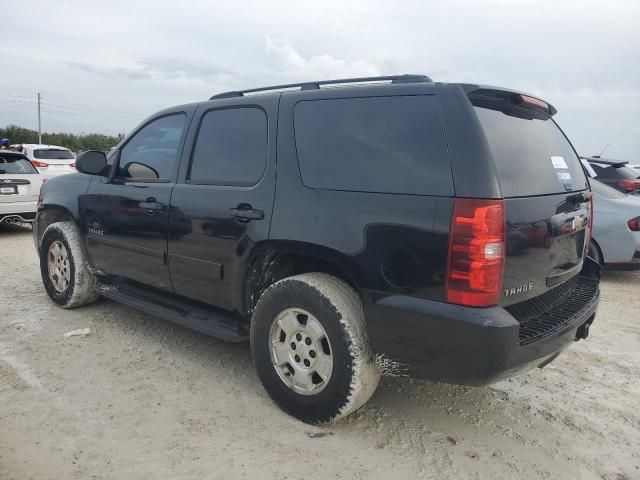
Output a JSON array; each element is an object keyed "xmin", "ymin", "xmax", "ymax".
[{"xmin": 2, "ymin": 0, "xmax": 639, "ymax": 159}]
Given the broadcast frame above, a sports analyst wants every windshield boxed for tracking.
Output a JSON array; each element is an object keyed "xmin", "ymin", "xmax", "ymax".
[
  {"xmin": 34, "ymin": 148, "xmax": 75, "ymax": 160},
  {"xmin": 0, "ymin": 155, "xmax": 38, "ymax": 174},
  {"xmin": 588, "ymin": 162, "xmax": 639, "ymax": 181},
  {"xmin": 474, "ymin": 106, "xmax": 589, "ymax": 197}
]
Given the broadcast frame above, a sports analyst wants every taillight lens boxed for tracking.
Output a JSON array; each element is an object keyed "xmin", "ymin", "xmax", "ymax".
[
  {"xmin": 628, "ymin": 217, "xmax": 640, "ymax": 231},
  {"xmin": 31, "ymin": 160, "xmax": 49, "ymax": 168},
  {"xmin": 618, "ymin": 179, "xmax": 636, "ymax": 192},
  {"xmin": 446, "ymin": 198, "xmax": 506, "ymax": 307},
  {"xmin": 70, "ymin": 163, "xmax": 76, "ymax": 169}
]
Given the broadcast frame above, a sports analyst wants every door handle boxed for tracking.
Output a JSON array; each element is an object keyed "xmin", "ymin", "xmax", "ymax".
[
  {"xmin": 140, "ymin": 197, "xmax": 163, "ymax": 214},
  {"xmin": 229, "ymin": 204, "xmax": 264, "ymax": 222}
]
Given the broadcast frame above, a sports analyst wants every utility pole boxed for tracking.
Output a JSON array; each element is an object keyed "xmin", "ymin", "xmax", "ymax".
[{"xmin": 37, "ymin": 92, "xmax": 42, "ymax": 144}]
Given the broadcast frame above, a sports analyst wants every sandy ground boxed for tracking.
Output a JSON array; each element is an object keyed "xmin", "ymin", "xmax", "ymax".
[{"xmin": 0, "ymin": 223, "xmax": 638, "ymax": 480}]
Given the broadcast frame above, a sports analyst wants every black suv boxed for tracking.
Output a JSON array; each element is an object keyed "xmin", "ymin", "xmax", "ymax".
[{"xmin": 34, "ymin": 75, "xmax": 600, "ymax": 424}]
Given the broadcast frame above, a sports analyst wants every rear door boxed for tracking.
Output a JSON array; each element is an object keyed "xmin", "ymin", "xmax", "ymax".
[
  {"xmin": 469, "ymin": 94, "xmax": 592, "ymax": 304},
  {"xmin": 168, "ymin": 96, "xmax": 277, "ymax": 310}
]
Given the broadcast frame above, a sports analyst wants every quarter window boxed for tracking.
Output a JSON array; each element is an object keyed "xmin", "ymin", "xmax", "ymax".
[
  {"xmin": 117, "ymin": 114, "xmax": 186, "ymax": 181},
  {"xmin": 189, "ymin": 108, "xmax": 268, "ymax": 186},
  {"xmin": 293, "ymin": 95, "xmax": 452, "ymax": 195}
]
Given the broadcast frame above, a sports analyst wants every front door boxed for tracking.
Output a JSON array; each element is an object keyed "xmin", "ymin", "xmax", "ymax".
[
  {"xmin": 82, "ymin": 112, "xmax": 190, "ymax": 290},
  {"xmin": 168, "ymin": 98, "xmax": 278, "ymax": 310}
]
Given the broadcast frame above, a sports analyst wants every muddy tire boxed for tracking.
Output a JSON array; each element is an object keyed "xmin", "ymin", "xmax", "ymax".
[
  {"xmin": 39, "ymin": 221, "xmax": 99, "ymax": 309},
  {"xmin": 250, "ymin": 273, "xmax": 380, "ymax": 424}
]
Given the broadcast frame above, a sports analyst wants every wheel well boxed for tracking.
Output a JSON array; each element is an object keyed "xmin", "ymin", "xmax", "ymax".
[
  {"xmin": 242, "ymin": 250, "xmax": 358, "ymax": 318},
  {"xmin": 35, "ymin": 209, "xmax": 74, "ymax": 250},
  {"xmin": 589, "ymin": 238, "xmax": 604, "ymax": 264}
]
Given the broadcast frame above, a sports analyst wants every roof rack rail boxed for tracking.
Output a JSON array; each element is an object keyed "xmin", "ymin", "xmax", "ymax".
[{"xmin": 209, "ymin": 74, "xmax": 432, "ymax": 100}]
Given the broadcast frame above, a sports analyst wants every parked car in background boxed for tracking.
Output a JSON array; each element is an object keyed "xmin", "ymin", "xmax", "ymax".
[
  {"xmin": 581, "ymin": 155, "xmax": 640, "ymax": 194},
  {"xmin": 34, "ymin": 75, "xmax": 600, "ymax": 424},
  {"xmin": 589, "ymin": 178, "xmax": 640, "ymax": 270},
  {"xmin": 0, "ymin": 150, "xmax": 48, "ymax": 224},
  {"xmin": 628, "ymin": 164, "xmax": 640, "ymax": 173},
  {"xmin": 19, "ymin": 144, "xmax": 76, "ymax": 175}
]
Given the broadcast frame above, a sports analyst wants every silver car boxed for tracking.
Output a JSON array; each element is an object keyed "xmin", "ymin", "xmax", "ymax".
[
  {"xmin": 589, "ymin": 178, "xmax": 640, "ymax": 270},
  {"xmin": 0, "ymin": 151, "xmax": 48, "ymax": 225}
]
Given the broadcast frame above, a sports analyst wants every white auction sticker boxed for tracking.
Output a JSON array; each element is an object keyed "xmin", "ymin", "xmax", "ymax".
[{"xmin": 551, "ymin": 156, "xmax": 568, "ymax": 169}]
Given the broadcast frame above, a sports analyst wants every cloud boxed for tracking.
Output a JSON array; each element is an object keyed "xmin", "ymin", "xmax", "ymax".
[
  {"xmin": 66, "ymin": 57, "xmax": 239, "ymax": 82},
  {"xmin": 264, "ymin": 37, "xmax": 380, "ymax": 80}
]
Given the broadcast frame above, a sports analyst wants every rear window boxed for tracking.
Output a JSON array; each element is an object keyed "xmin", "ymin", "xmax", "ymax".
[
  {"xmin": 294, "ymin": 95, "xmax": 452, "ymax": 195},
  {"xmin": 34, "ymin": 149, "xmax": 75, "ymax": 160},
  {"xmin": 0, "ymin": 155, "xmax": 38, "ymax": 174},
  {"xmin": 474, "ymin": 107, "xmax": 588, "ymax": 197}
]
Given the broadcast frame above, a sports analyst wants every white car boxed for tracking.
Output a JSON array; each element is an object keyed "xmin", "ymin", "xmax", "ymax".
[
  {"xmin": 589, "ymin": 178, "xmax": 640, "ymax": 270},
  {"xmin": 19, "ymin": 143, "xmax": 76, "ymax": 175},
  {"xmin": 0, "ymin": 151, "xmax": 48, "ymax": 224}
]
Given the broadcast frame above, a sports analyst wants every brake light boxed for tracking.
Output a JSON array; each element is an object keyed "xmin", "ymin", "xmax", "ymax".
[
  {"xmin": 519, "ymin": 95, "xmax": 550, "ymax": 112},
  {"xmin": 618, "ymin": 179, "xmax": 637, "ymax": 192},
  {"xmin": 628, "ymin": 217, "xmax": 640, "ymax": 231},
  {"xmin": 446, "ymin": 198, "xmax": 506, "ymax": 307},
  {"xmin": 31, "ymin": 160, "xmax": 49, "ymax": 168}
]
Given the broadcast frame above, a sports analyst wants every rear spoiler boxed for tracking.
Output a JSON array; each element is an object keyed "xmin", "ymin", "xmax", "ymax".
[
  {"xmin": 464, "ymin": 86, "xmax": 557, "ymax": 119},
  {"xmin": 580, "ymin": 156, "xmax": 628, "ymax": 168}
]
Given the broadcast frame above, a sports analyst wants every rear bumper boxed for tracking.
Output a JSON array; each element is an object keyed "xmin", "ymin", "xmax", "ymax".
[
  {"xmin": 364, "ymin": 261, "xmax": 600, "ymax": 385},
  {"xmin": 0, "ymin": 201, "xmax": 37, "ymax": 223}
]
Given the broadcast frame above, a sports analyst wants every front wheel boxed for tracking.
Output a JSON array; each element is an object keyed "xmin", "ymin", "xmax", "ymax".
[
  {"xmin": 250, "ymin": 273, "xmax": 380, "ymax": 424},
  {"xmin": 39, "ymin": 221, "xmax": 99, "ymax": 309}
]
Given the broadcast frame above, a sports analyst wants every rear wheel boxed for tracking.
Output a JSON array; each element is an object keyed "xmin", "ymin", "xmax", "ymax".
[
  {"xmin": 40, "ymin": 221, "xmax": 99, "ymax": 308},
  {"xmin": 250, "ymin": 273, "xmax": 380, "ymax": 424}
]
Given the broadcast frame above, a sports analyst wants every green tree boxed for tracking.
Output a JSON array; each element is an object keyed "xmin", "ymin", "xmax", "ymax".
[{"xmin": 0, "ymin": 125, "xmax": 123, "ymax": 152}]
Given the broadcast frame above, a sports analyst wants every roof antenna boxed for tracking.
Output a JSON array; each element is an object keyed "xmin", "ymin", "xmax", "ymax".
[{"xmin": 598, "ymin": 143, "xmax": 610, "ymax": 157}]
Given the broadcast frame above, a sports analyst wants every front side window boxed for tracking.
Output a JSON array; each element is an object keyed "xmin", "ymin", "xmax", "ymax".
[
  {"xmin": 189, "ymin": 108, "xmax": 268, "ymax": 186},
  {"xmin": 117, "ymin": 114, "xmax": 186, "ymax": 181}
]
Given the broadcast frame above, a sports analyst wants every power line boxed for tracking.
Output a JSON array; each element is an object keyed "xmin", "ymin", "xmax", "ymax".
[
  {"xmin": 42, "ymin": 100, "xmax": 140, "ymax": 121},
  {"xmin": 44, "ymin": 97, "xmax": 143, "ymax": 119},
  {"xmin": 42, "ymin": 105, "xmax": 135, "ymax": 125},
  {"xmin": 0, "ymin": 94, "xmax": 34, "ymax": 99}
]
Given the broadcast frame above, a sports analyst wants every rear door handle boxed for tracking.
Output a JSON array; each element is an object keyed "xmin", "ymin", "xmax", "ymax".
[{"xmin": 229, "ymin": 204, "xmax": 264, "ymax": 222}]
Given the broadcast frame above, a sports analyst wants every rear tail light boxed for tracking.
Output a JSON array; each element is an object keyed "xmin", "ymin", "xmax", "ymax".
[
  {"xmin": 618, "ymin": 179, "xmax": 637, "ymax": 192},
  {"xmin": 446, "ymin": 198, "xmax": 506, "ymax": 307},
  {"xmin": 70, "ymin": 163, "xmax": 76, "ymax": 169},
  {"xmin": 628, "ymin": 217, "xmax": 640, "ymax": 231},
  {"xmin": 31, "ymin": 160, "xmax": 49, "ymax": 168}
]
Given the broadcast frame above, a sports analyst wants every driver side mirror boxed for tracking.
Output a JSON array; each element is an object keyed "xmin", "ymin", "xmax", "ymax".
[{"xmin": 76, "ymin": 150, "xmax": 108, "ymax": 176}]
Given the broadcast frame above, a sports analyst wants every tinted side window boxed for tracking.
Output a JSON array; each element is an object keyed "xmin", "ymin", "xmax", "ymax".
[
  {"xmin": 294, "ymin": 96, "xmax": 452, "ymax": 195},
  {"xmin": 117, "ymin": 114, "xmax": 186, "ymax": 181},
  {"xmin": 189, "ymin": 108, "xmax": 267, "ymax": 186}
]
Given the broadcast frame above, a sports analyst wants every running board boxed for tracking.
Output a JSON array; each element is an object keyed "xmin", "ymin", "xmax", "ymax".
[{"xmin": 97, "ymin": 283, "xmax": 249, "ymax": 342}]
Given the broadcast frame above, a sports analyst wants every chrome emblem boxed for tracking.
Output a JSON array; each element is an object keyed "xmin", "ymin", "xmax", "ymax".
[{"xmin": 504, "ymin": 281, "xmax": 534, "ymax": 297}]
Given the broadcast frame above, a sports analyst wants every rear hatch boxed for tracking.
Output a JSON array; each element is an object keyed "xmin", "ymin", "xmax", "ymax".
[
  {"xmin": 469, "ymin": 90, "xmax": 592, "ymax": 306},
  {"xmin": 0, "ymin": 154, "xmax": 44, "ymax": 203}
]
